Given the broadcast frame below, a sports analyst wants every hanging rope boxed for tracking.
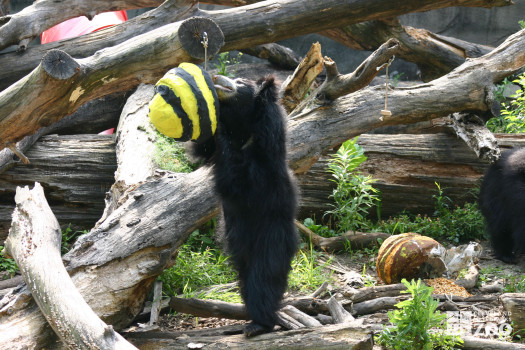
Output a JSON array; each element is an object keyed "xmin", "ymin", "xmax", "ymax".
[
  {"xmin": 379, "ymin": 55, "xmax": 395, "ymax": 120},
  {"xmin": 201, "ymin": 31, "xmax": 209, "ymax": 71}
]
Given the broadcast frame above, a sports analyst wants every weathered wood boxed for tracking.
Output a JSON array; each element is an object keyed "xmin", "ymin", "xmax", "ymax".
[
  {"xmin": 351, "ymin": 296, "xmax": 401, "ymax": 316},
  {"xmin": 348, "ymin": 283, "xmax": 407, "ymax": 303},
  {"xmin": 280, "ymin": 42, "xmax": 324, "ymax": 113},
  {"xmin": 462, "ymin": 336, "xmax": 525, "ymax": 350},
  {"xmin": 3, "ymin": 25, "xmax": 525, "ymax": 349},
  {"xmin": 310, "ymin": 38, "xmax": 400, "ymax": 102},
  {"xmin": 0, "ymin": 134, "xmax": 116, "ymax": 244},
  {"xmin": 296, "ymin": 220, "xmax": 389, "ymax": 251},
  {"xmin": 451, "ymin": 113, "xmax": 500, "ymax": 163},
  {"xmin": 5, "ymin": 183, "xmax": 137, "ymax": 349},
  {"xmin": 288, "ymin": 28, "xmax": 525, "ymax": 174},
  {"xmin": 298, "ymin": 133, "xmax": 525, "ymax": 219},
  {"xmin": 0, "ymin": 0, "xmax": 519, "ymax": 148},
  {"xmin": 327, "ymin": 296, "xmax": 355, "ymax": 323},
  {"xmin": 169, "ymin": 296, "xmax": 249, "ymax": 320},
  {"xmin": 0, "ymin": 91, "xmax": 126, "ymax": 173},
  {"xmin": 321, "ymin": 18, "xmax": 494, "ymax": 82},
  {"xmin": 281, "ymin": 305, "xmax": 322, "ymax": 328},
  {"xmin": 241, "ymin": 43, "xmax": 301, "ymax": 70},
  {"xmin": 125, "ymin": 322, "xmax": 374, "ymax": 349},
  {"xmin": 500, "ymin": 294, "xmax": 525, "ymax": 334}
]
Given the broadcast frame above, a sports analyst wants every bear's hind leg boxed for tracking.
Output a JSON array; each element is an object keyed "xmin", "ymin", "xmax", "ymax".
[
  {"xmin": 241, "ymin": 244, "xmax": 293, "ymax": 337},
  {"xmin": 492, "ymin": 227, "xmax": 517, "ymax": 264}
]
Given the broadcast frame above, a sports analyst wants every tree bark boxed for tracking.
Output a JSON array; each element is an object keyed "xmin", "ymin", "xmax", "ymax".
[
  {"xmin": 0, "ymin": 91, "xmax": 127, "ymax": 173},
  {"xmin": 5, "ymin": 183, "xmax": 137, "ymax": 349},
  {"xmin": 0, "ymin": 134, "xmax": 116, "ymax": 244},
  {"xmin": 500, "ymin": 294, "xmax": 525, "ymax": 335},
  {"xmin": 125, "ymin": 322, "xmax": 373, "ymax": 349},
  {"xmin": 321, "ymin": 18, "xmax": 494, "ymax": 82}
]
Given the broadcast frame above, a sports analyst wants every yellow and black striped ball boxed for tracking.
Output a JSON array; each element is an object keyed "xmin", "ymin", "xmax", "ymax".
[{"xmin": 148, "ymin": 63, "xmax": 219, "ymax": 142}]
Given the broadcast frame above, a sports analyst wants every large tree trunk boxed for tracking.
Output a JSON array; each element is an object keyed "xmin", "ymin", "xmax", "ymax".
[
  {"xmin": 5, "ymin": 183, "xmax": 137, "ymax": 350},
  {"xmin": 0, "ymin": 134, "xmax": 116, "ymax": 243}
]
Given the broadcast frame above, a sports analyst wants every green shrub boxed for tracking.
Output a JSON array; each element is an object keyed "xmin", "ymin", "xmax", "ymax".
[
  {"xmin": 487, "ymin": 73, "xmax": 525, "ymax": 133},
  {"xmin": 373, "ymin": 184, "xmax": 485, "ymax": 244},
  {"xmin": 325, "ymin": 137, "xmax": 380, "ymax": 233},
  {"xmin": 0, "ymin": 246, "xmax": 17, "ymax": 279},
  {"xmin": 375, "ymin": 279, "xmax": 463, "ymax": 350}
]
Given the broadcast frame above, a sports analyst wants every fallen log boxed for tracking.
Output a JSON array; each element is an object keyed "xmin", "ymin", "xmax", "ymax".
[
  {"xmin": 299, "ymin": 133, "xmax": 525, "ymax": 219},
  {"xmin": 500, "ymin": 293, "xmax": 525, "ymax": 334},
  {"xmin": 0, "ymin": 134, "xmax": 117, "ymax": 243},
  {"xmin": 125, "ymin": 322, "xmax": 374, "ymax": 349},
  {"xmin": 462, "ymin": 336, "xmax": 525, "ymax": 350},
  {"xmin": 296, "ymin": 220, "xmax": 389, "ymax": 252},
  {"xmin": 4, "ymin": 183, "xmax": 137, "ymax": 349}
]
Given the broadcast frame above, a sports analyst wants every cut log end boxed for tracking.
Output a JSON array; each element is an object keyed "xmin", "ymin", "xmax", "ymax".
[
  {"xmin": 41, "ymin": 49, "xmax": 79, "ymax": 80},
  {"xmin": 179, "ymin": 16, "xmax": 225, "ymax": 60}
]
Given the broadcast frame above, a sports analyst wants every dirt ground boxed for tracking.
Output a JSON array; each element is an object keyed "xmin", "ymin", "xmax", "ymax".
[{"xmin": 154, "ymin": 238, "xmax": 525, "ymax": 338}]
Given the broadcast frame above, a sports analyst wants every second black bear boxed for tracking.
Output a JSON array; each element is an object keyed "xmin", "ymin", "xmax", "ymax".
[
  {"xmin": 479, "ymin": 147, "xmax": 525, "ymax": 263},
  {"xmin": 193, "ymin": 75, "xmax": 299, "ymax": 336}
]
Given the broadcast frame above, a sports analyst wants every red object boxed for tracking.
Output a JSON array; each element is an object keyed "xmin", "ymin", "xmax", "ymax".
[
  {"xmin": 41, "ymin": 11, "xmax": 127, "ymax": 135},
  {"xmin": 41, "ymin": 11, "xmax": 127, "ymax": 44}
]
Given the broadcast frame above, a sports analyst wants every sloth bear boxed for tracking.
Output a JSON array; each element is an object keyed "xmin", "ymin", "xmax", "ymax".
[
  {"xmin": 479, "ymin": 147, "xmax": 525, "ymax": 263},
  {"xmin": 193, "ymin": 75, "xmax": 299, "ymax": 336}
]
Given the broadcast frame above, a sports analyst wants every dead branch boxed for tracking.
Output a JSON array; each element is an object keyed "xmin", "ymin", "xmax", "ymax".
[
  {"xmin": 241, "ymin": 43, "xmax": 301, "ymax": 70},
  {"xmin": 296, "ymin": 220, "xmax": 389, "ymax": 252},
  {"xmin": 327, "ymin": 296, "xmax": 355, "ymax": 323},
  {"xmin": 351, "ymin": 297, "xmax": 401, "ymax": 316},
  {"xmin": 169, "ymin": 296, "xmax": 249, "ymax": 320},
  {"xmin": 450, "ymin": 113, "xmax": 501, "ymax": 163},
  {"xmin": 462, "ymin": 336, "xmax": 525, "ymax": 350},
  {"xmin": 4, "ymin": 183, "xmax": 137, "ymax": 349},
  {"xmin": 322, "ymin": 18, "xmax": 494, "ymax": 81},
  {"xmin": 317, "ymin": 38, "xmax": 400, "ymax": 102},
  {"xmin": 281, "ymin": 305, "xmax": 322, "ymax": 327},
  {"xmin": 280, "ymin": 42, "xmax": 324, "ymax": 113}
]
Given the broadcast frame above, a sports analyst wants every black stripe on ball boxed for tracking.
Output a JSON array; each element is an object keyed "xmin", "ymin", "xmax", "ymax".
[
  {"xmin": 156, "ymin": 84, "xmax": 193, "ymax": 141},
  {"xmin": 174, "ymin": 68, "xmax": 213, "ymax": 141},
  {"xmin": 200, "ymin": 67, "xmax": 220, "ymax": 127}
]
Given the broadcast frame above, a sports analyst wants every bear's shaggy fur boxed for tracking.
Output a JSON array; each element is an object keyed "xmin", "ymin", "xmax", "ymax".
[
  {"xmin": 193, "ymin": 75, "xmax": 299, "ymax": 336},
  {"xmin": 479, "ymin": 147, "xmax": 525, "ymax": 263}
]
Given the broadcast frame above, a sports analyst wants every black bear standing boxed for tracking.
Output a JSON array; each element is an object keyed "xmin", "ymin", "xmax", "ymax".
[
  {"xmin": 193, "ymin": 75, "xmax": 299, "ymax": 336},
  {"xmin": 479, "ymin": 147, "xmax": 525, "ymax": 263}
]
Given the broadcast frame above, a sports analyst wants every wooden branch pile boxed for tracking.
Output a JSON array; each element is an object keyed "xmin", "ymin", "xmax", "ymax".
[{"xmin": 1, "ymin": 0, "xmax": 525, "ymax": 348}]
